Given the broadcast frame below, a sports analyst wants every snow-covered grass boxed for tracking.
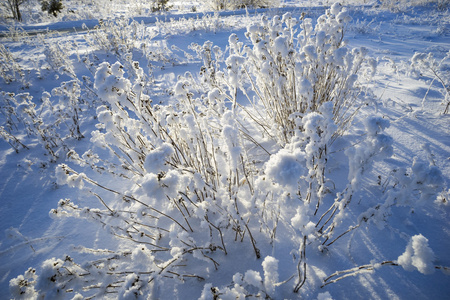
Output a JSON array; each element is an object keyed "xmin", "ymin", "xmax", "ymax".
[{"xmin": 0, "ymin": 1, "xmax": 449, "ymax": 299}]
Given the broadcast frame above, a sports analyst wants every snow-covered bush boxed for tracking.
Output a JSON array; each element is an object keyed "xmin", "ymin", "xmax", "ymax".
[
  {"xmin": 0, "ymin": 92, "xmax": 61, "ymax": 160},
  {"xmin": 51, "ymin": 80, "xmax": 84, "ymax": 140},
  {"xmin": 204, "ymin": 0, "xmax": 275, "ymax": 11},
  {"xmin": 0, "ymin": 44, "xmax": 24, "ymax": 84},
  {"xmin": 0, "ymin": 93, "xmax": 29, "ymax": 152},
  {"xmin": 155, "ymin": 12, "xmax": 230, "ymax": 35},
  {"xmin": 83, "ymin": 17, "xmax": 173, "ymax": 77},
  {"xmin": 410, "ymin": 51, "xmax": 450, "ymax": 114},
  {"xmin": 198, "ymin": 3, "xmax": 375, "ymax": 145},
  {"xmin": 39, "ymin": 35, "xmax": 76, "ymax": 78},
  {"xmin": 0, "ymin": 80, "xmax": 88, "ymax": 160},
  {"xmin": 84, "ymin": 18, "xmax": 158, "ymax": 56},
  {"xmin": 380, "ymin": 0, "xmax": 448, "ymax": 11},
  {"xmin": 9, "ymin": 58, "xmax": 262, "ymax": 297}
]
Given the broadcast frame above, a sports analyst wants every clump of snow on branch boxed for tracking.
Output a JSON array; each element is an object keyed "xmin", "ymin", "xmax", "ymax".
[
  {"xmin": 262, "ymin": 255, "xmax": 279, "ymax": 295},
  {"xmin": 397, "ymin": 234, "xmax": 435, "ymax": 275}
]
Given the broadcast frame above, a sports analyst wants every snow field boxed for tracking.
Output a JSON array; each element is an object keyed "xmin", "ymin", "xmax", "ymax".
[{"xmin": 0, "ymin": 1, "xmax": 449, "ymax": 299}]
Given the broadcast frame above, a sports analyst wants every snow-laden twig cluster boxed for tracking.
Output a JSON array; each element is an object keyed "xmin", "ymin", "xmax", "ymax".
[
  {"xmin": 0, "ymin": 80, "xmax": 89, "ymax": 160},
  {"xmin": 153, "ymin": 11, "xmax": 243, "ymax": 37},
  {"xmin": 410, "ymin": 50, "xmax": 450, "ymax": 114},
  {"xmin": 84, "ymin": 17, "xmax": 174, "ymax": 72},
  {"xmin": 188, "ymin": 3, "xmax": 375, "ymax": 145},
  {"xmin": 380, "ymin": 0, "xmax": 449, "ymax": 12},
  {"xmin": 204, "ymin": 0, "xmax": 275, "ymax": 11},
  {"xmin": 0, "ymin": 44, "xmax": 25, "ymax": 84}
]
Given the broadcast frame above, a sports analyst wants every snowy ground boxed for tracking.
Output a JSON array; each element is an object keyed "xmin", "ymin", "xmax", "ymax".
[{"xmin": 0, "ymin": 1, "xmax": 449, "ymax": 299}]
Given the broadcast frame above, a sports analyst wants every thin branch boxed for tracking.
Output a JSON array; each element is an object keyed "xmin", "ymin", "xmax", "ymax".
[
  {"xmin": 322, "ymin": 261, "xmax": 398, "ymax": 287},
  {"xmin": 294, "ymin": 236, "xmax": 307, "ymax": 293}
]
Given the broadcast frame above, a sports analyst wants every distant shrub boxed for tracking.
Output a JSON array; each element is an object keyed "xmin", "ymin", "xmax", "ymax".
[
  {"xmin": 380, "ymin": 0, "xmax": 449, "ymax": 11},
  {"xmin": 41, "ymin": 0, "xmax": 63, "ymax": 17},
  {"xmin": 0, "ymin": 44, "xmax": 24, "ymax": 84},
  {"xmin": 410, "ymin": 51, "xmax": 450, "ymax": 114},
  {"xmin": 150, "ymin": 0, "xmax": 172, "ymax": 12},
  {"xmin": 437, "ymin": 0, "xmax": 449, "ymax": 10},
  {"xmin": 205, "ymin": 0, "xmax": 275, "ymax": 11}
]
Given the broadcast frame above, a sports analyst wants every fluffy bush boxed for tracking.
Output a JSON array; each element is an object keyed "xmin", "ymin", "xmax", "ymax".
[
  {"xmin": 197, "ymin": 3, "xmax": 375, "ymax": 145},
  {"xmin": 0, "ymin": 44, "xmax": 22, "ymax": 83}
]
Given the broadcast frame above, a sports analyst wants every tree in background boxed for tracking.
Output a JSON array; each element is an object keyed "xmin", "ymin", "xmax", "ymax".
[
  {"xmin": 41, "ymin": 0, "xmax": 64, "ymax": 17},
  {"xmin": 150, "ymin": 0, "xmax": 172, "ymax": 12},
  {"xmin": 4, "ymin": 0, "xmax": 25, "ymax": 21}
]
